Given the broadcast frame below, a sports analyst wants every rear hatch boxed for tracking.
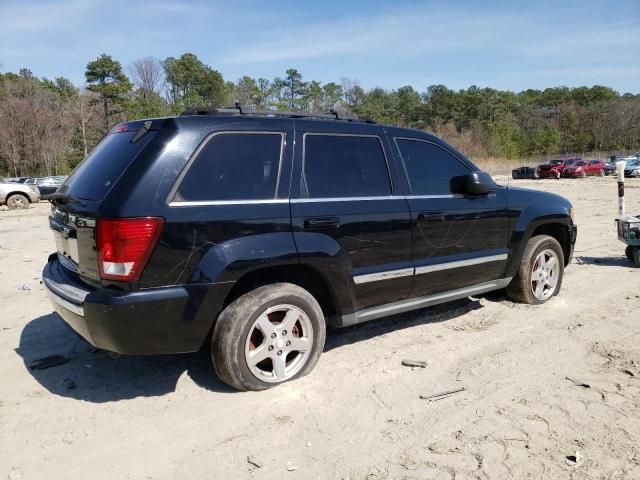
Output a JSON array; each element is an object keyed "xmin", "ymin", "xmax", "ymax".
[{"xmin": 51, "ymin": 121, "xmax": 159, "ymax": 283}]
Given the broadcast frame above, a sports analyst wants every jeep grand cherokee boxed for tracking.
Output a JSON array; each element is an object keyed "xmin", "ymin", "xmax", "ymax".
[{"xmin": 42, "ymin": 105, "xmax": 577, "ymax": 391}]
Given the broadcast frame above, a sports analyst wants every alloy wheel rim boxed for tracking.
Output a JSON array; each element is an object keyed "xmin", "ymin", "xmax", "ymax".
[
  {"xmin": 530, "ymin": 249, "xmax": 559, "ymax": 301},
  {"xmin": 244, "ymin": 304, "xmax": 313, "ymax": 383},
  {"xmin": 12, "ymin": 196, "xmax": 26, "ymax": 208}
]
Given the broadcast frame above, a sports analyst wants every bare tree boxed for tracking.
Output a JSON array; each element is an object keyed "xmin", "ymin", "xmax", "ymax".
[{"xmin": 129, "ymin": 57, "xmax": 165, "ymax": 99}]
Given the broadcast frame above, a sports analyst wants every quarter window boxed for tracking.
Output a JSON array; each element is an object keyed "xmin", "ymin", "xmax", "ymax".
[
  {"xmin": 303, "ymin": 135, "xmax": 391, "ymax": 198},
  {"xmin": 176, "ymin": 132, "xmax": 283, "ymax": 202},
  {"xmin": 395, "ymin": 139, "xmax": 470, "ymax": 195}
]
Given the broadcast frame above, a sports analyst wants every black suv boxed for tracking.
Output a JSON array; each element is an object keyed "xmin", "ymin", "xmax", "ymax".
[{"xmin": 43, "ymin": 106, "xmax": 577, "ymax": 391}]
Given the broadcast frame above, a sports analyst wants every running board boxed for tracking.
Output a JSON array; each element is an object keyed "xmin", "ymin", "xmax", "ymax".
[{"xmin": 339, "ymin": 278, "xmax": 512, "ymax": 327}]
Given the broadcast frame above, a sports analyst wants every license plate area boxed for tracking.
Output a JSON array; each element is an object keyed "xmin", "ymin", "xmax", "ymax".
[
  {"xmin": 50, "ymin": 209, "xmax": 80, "ymax": 268},
  {"xmin": 54, "ymin": 231, "xmax": 80, "ymax": 268}
]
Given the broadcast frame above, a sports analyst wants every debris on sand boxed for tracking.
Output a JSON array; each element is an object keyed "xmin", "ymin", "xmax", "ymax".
[
  {"xmin": 566, "ymin": 377, "xmax": 591, "ymax": 389},
  {"xmin": 420, "ymin": 387, "xmax": 466, "ymax": 401},
  {"xmin": 401, "ymin": 359, "xmax": 427, "ymax": 368},
  {"xmin": 247, "ymin": 456, "xmax": 263, "ymax": 469},
  {"xmin": 565, "ymin": 451, "xmax": 583, "ymax": 466},
  {"xmin": 18, "ymin": 282, "xmax": 31, "ymax": 290},
  {"xmin": 29, "ymin": 355, "xmax": 70, "ymax": 370}
]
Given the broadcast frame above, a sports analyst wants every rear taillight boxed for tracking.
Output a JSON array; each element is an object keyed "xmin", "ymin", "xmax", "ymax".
[{"xmin": 96, "ymin": 217, "xmax": 164, "ymax": 281}]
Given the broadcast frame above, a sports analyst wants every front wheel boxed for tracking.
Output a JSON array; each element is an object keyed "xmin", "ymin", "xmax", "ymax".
[
  {"xmin": 506, "ymin": 235, "xmax": 564, "ymax": 305},
  {"xmin": 555, "ymin": 171, "xmax": 561, "ymax": 179},
  {"xmin": 581, "ymin": 170, "xmax": 587, "ymax": 178},
  {"xmin": 211, "ymin": 283, "xmax": 326, "ymax": 391},
  {"xmin": 599, "ymin": 169, "xmax": 605, "ymax": 177}
]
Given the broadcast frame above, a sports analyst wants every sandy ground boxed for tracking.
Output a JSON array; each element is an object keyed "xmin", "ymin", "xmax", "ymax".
[{"xmin": 1, "ymin": 178, "xmax": 639, "ymax": 480}]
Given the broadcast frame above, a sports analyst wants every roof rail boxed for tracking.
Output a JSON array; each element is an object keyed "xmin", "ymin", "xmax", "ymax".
[{"xmin": 180, "ymin": 102, "xmax": 375, "ymax": 123}]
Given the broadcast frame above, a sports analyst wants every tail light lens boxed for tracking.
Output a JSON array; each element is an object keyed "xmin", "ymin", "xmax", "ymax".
[{"xmin": 96, "ymin": 217, "xmax": 164, "ymax": 281}]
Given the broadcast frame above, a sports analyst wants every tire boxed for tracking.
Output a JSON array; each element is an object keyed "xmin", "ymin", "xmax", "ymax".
[
  {"xmin": 625, "ymin": 245, "xmax": 634, "ymax": 261},
  {"xmin": 506, "ymin": 235, "xmax": 564, "ymax": 305},
  {"xmin": 211, "ymin": 283, "xmax": 326, "ymax": 391},
  {"xmin": 6, "ymin": 193, "xmax": 29, "ymax": 210},
  {"xmin": 555, "ymin": 171, "xmax": 561, "ymax": 180},
  {"xmin": 634, "ymin": 248, "xmax": 640, "ymax": 268},
  {"xmin": 599, "ymin": 169, "xmax": 605, "ymax": 177},
  {"xmin": 581, "ymin": 170, "xmax": 587, "ymax": 178}
]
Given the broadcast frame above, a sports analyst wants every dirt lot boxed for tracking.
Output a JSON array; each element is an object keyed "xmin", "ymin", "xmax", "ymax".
[{"xmin": 1, "ymin": 178, "xmax": 639, "ymax": 480}]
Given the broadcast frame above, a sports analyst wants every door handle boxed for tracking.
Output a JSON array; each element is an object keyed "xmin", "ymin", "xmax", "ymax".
[
  {"xmin": 417, "ymin": 211, "xmax": 445, "ymax": 222},
  {"xmin": 303, "ymin": 217, "xmax": 340, "ymax": 230}
]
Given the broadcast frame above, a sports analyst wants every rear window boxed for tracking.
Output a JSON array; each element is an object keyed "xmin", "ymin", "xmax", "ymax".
[
  {"xmin": 175, "ymin": 132, "xmax": 283, "ymax": 202},
  {"xmin": 62, "ymin": 130, "xmax": 157, "ymax": 201}
]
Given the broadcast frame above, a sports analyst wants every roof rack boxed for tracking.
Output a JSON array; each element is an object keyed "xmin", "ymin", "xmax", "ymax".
[{"xmin": 180, "ymin": 102, "xmax": 375, "ymax": 123}]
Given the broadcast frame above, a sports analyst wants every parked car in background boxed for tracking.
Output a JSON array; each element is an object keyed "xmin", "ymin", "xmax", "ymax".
[
  {"xmin": 2, "ymin": 177, "xmax": 30, "ymax": 183},
  {"xmin": 512, "ymin": 166, "xmax": 538, "ymax": 179},
  {"xmin": 563, "ymin": 160, "xmax": 606, "ymax": 178},
  {"xmin": 603, "ymin": 160, "xmax": 616, "ymax": 175},
  {"xmin": 25, "ymin": 176, "xmax": 66, "ymax": 199},
  {"xmin": 536, "ymin": 158, "xmax": 577, "ymax": 179},
  {"xmin": 624, "ymin": 160, "xmax": 640, "ymax": 178},
  {"xmin": 0, "ymin": 180, "xmax": 41, "ymax": 209}
]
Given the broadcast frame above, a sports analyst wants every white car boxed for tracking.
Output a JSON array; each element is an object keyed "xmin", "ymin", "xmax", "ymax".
[
  {"xmin": 624, "ymin": 160, "xmax": 640, "ymax": 178},
  {"xmin": 0, "ymin": 181, "xmax": 41, "ymax": 209}
]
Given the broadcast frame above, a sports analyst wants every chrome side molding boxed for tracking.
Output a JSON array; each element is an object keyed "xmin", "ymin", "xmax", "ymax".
[
  {"xmin": 353, "ymin": 267, "xmax": 414, "ymax": 284},
  {"xmin": 353, "ymin": 252, "xmax": 508, "ymax": 284},
  {"xmin": 415, "ymin": 253, "xmax": 508, "ymax": 275}
]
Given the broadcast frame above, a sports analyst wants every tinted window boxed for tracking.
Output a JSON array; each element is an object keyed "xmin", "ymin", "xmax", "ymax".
[
  {"xmin": 177, "ymin": 133, "xmax": 282, "ymax": 201},
  {"xmin": 63, "ymin": 130, "xmax": 157, "ymax": 201},
  {"xmin": 303, "ymin": 135, "xmax": 391, "ymax": 198},
  {"xmin": 395, "ymin": 139, "xmax": 470, "ymax": 195}
]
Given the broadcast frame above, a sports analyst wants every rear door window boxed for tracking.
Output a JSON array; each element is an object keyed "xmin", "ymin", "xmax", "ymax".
[
  {"xmin": 303, "ymin": 134, "xmax": 391, "ymax": 198},
  {"xmin": 175, "ymin": 132, "xmax": 283, "ymax": 202},
  {"xmin": 63, "ymin": 130, "xmax": 157, "ymax": 201},
  {"xmin": 395, "ymin": 138, "xmax": 470, "ymax": 195}
]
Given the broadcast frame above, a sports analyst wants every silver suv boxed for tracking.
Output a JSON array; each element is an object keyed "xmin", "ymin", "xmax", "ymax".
[{"xmin": 0, "ymin": 181, "xmax": 41, "ymax": 209}]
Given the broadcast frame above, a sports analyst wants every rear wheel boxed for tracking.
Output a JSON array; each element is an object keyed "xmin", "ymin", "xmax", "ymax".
[
  {"xmin": 211, "ymin": 283, "xmax": 326, "ymax": 391},
  {"xmin": 634, "ymin": 249, "xmax": 640, "ymax": 268},
  {"xmin": 506, "ymin": 235, "xmax": 564, "ymax": 305},
  {"xmin": 6, "ymin": 193, "xmax": 29, "ymax": 210},
  {"xmin": 625, "ymin": 245, "xmax": 634, "ymax": 261}
]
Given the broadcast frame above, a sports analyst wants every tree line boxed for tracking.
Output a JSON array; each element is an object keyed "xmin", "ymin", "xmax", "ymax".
[{"xmin": 1, "ymin": 52, "xmax": 639, "ymax": 177}]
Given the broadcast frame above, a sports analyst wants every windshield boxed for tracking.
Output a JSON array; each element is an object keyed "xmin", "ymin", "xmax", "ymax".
[
  {"xmin": 548, "ymin": 160, "xmax": 563, "ymax": 164},
  {"xmin": 564, "ymin": 160, "xmax": 575, "ymax": 165},
  {"xmin": 574, "ymin": 161, "xmax": 587, "ymax": 166}
]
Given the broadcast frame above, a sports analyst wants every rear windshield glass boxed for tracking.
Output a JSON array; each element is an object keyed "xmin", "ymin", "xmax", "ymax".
[{"xmin": 61, "ymin": 130, "xmax": 156, "ymax": 201}]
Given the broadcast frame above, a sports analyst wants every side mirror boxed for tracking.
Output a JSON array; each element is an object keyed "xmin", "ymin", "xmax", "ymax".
[{"xmin": 462, "ymin": 171, "xmax": 496, "ymax": 195}]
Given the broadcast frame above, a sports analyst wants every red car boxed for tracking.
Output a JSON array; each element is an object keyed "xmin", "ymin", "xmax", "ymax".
[
  {"xmin": 563, "ymin": 160, "xmax": 606, "ymax": 178},
  {"xmin": 537, "ymin": 158, "xmax": 577, "ymax": 179}
]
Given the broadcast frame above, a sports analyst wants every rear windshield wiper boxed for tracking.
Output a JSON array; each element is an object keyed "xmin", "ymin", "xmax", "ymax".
[{"xmin": 48, "ymin": 192, "xmax": 87, "ymax": 207}]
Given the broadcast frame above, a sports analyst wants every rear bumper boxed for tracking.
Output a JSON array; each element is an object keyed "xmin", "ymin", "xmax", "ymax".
[{"xmin": 42, "ymin": 257, "xmax": 231, "ymax": 355}]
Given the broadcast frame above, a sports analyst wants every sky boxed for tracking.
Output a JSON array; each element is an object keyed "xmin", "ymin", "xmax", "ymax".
[{"xmin": 1, "ymin": 0, "xmax": 639, "ymax": 93}]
